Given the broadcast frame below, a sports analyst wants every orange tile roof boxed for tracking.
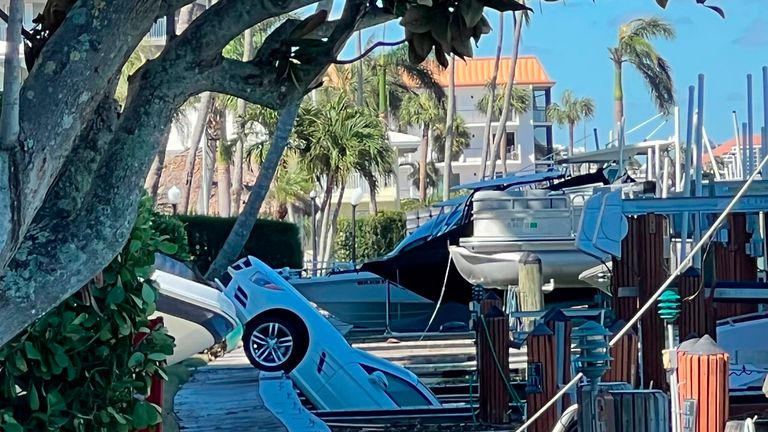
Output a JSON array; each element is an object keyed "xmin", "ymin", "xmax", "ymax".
[
  {"xmin": 704, "ymin": 134, "xmax": 763, "ymax": 163},
  {"xmin": 423, "ymin": 56, "xmax": 554, "ymax": 88}
]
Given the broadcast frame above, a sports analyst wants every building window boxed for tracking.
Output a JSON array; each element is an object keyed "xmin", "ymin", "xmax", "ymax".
[
  {"xmin": 534, "ymin": 126, "xmax": 553, "ymax": 160},
  {"xmin": 532, "ymin": 88, "xmax": 551, "ymax": 123},
  {"xmin": 491, "ymin": 131, "xmax": 518, "ymax": 163}
]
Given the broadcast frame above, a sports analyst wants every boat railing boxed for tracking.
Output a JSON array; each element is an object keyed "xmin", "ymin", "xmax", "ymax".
[
  {"xmin": 472, "ymin": 193, "xmax": 584, "ymax": 240},
  {"xmin": 300, "ymin": 260, "xmax": 356, "ymax": 277}
]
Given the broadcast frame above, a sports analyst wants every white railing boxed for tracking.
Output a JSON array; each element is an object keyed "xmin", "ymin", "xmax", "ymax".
[{"xmin": 144, "ymin": 18, "xmax": 167, "ymax": 41}]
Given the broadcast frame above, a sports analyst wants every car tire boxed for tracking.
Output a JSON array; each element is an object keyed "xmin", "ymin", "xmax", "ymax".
[{"xmin": 243, "ymin": 312, "xmax": 309, "ymax": 373}]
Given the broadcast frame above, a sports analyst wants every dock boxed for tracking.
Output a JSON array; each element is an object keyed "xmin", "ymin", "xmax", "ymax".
[{"xmin": 174, "ymin": 348, "xmax": 328, "ymax": 432}]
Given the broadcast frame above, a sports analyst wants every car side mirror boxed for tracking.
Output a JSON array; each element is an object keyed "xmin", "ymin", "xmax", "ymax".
[{"xmin": 368, "ymin": 371, "xmax": 389, "ymax": 389}]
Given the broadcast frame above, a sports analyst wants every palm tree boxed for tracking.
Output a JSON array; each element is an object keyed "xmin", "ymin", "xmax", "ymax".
[
  {"xmin": 406, "ymin": 161, "xmax": 439, "ymax": 195},
  {"xmin": 489, "ymin": 9, "xmax": 525, "ymax": 178},
  {"xmin": 298, "ymin": 94, "xmax": 393, "ymax": 264},
  {"xmin": 433, "ymin": 116, "xmax": 471, "ymax": 163},
  {"xmin": 399, "ymin": 92, "xmax": 442, "ymax": 203},
  {"xmin": 476, "ymin": 83, "xmax": 530, "ymax": 175},
  {"xmin": 443, "ymin": 54, "xmax": 456, "ymax": 200},
  {"xmin": 610, "ymin": 17, "xmax": 675, "ymax": 125},
  {"xmin": 546, "ymin": 90, "xmax": 596, "ymax": 156},
  {"xmin": 480, "ymin": 11, "xmax": 505, "ymax": 181}
]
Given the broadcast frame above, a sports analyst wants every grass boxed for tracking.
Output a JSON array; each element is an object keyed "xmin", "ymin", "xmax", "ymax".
[{"xmin": 162, "ymin": 356, "xmax": 209, "ymax": 432}]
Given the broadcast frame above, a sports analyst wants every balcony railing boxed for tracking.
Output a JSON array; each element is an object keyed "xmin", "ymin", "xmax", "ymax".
[{"xmin": 145, "ymin": 17, "xmax": 167, "ymax": 42}]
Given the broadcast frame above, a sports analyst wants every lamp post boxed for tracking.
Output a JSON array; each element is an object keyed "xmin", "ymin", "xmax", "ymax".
[
  {"xmin": 572, "ymin": 320, "xmax": 612, "ymax": 432},
  {"xmin": 350, "ymin": 188, "xmax": 364, "ymax": 266},
  {"xmin": 167, "ymin": 185, "xmax": 181, "ymax": 215},
  {"xmin": 309, "ymin": 190, "xmax": 318, "ymax": 275}
]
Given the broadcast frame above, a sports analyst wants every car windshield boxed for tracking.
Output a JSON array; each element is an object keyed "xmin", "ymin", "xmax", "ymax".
[{"xmin": 364, "ymin": 367, "xmax": 433, "ymax": 407}]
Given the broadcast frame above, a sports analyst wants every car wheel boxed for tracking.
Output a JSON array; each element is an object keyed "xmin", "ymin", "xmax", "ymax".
[{"xmin": 243, "ymin": 312, "xmax": 308, "ymax": 373}]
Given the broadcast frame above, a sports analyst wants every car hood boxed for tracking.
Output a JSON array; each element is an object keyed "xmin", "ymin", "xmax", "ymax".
[{"xmin": 351, "ymin": 347, "xmax": 420, "ymax": 383}]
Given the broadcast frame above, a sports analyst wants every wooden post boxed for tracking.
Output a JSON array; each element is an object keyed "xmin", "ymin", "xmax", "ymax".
[
  {"xmin": 478, "ymin": 305, "xmax": 510, "ymax": 425},
  {"xmin": 519, "ymin": 252, "xmax": 544, "ymax": 332},
  {"xmin": 678, "ymin": 267, "xmax": 717, "ymax": 341},
  {"xmin": 603, "ymin": 320, "xmax": 639, "ymax": 387},
  {"xmin": 480, "ymin": 290, "xmax": 503, "ymax": 315},
  {"xmin": 714, "ymin": 214, "xmax": 759, "ymax": 320},
  {"xmin": 677, "ymin": 335, "xmax": 730, "ymax": 432},
  {"xmin": 525, "ymin": 323, "xmax": 558, "ymax": 432},
  {"xmin": 637, "ymin": 214, "xmax": 669, "ymax": 391}
]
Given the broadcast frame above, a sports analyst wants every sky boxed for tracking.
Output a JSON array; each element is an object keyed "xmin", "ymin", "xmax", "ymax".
[{"xmin": 336, "ymin": 0, "xmax": 768, "ymax": 151}]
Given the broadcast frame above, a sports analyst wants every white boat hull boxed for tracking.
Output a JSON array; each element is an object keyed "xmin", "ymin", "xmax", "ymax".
[
  {"xmin": 284, "ymin": 271, "xmax": 435, "ymax": 329},
  {"xmin": 151, "ymin": 270, "xmax": 240, "ymax": 366},
  {"xmin": 449, "ymin": 244, "xmax": 604, "ymax": 289},
  {"xmin": 717, "ymin": 312, "xmax": 768, "ymax": 391}
]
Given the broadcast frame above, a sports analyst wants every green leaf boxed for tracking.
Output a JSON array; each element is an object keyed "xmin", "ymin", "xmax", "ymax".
[
  {"xmin": 1, "ymin": 414, "xmax": 23, "ymax": 432},
  {"xmin": 147, "ymin": 352, "xmax": 166, "ymax": 362},
  {"xmin": 132, "ymin": 401, "xmax": 161, "ymax": 429},
  {"xmin": 46, "ymin": 390, "xmax": 64, "ymax": 413},
  {"xmin": 157, "ymin": 241, "xmax": 178, "ymax": 255},
  {"xmin": 141, "ymin": 283, "xmax": 156, "ymax": 304},
  {"xmin": 28, "ymin": 385, "xmax": 39, "ymax": 411},
  {"xmin": 13, "ymin": 352, "xmax": 27, "ymax": 373},
  {"xmin": 655, "ymin": 0, "xmax": 669, "ymax": 8},
  {"xmin": 24, "ymin": 342, "xmax": 42, "ymax": 360},
  {"xmin": 107, "ymin": 407, "xmax": 127, "ymax": 424},
  {"xmin": 460, "ymin": 0, "xmax": 484, "ymax": 27},
  {"xmin": 107, "ymin": 283, "xmax": 126, "ymax": 305},
  {"xmin": 128, "ymin": 352, "xmax": 145, "ymax": 368},
  {"xmin": 129, "ymin": 239, "xmax": 142, "ymax": 254}
]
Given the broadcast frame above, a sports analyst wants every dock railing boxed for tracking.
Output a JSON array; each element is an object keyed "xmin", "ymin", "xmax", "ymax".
[{"xmin": 514, "ymin": 150, "xmax": 768, "ymax": 432}]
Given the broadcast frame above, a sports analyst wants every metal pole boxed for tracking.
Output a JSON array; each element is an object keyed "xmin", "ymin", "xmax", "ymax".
[
  {"xmin": 762, "ymin": 67, "xmax": 768, "ymax": 167},
  {"xmin": 667, "ymin": 323, "xmax": 681, "ymax": 432},
  {"xmin": 702, "ymin": 128, "xmax": 721, "ymax": 181},
  {"xmin": 351, "ymin": 204, "xmax": 357, "ymax": 265},
  {"xmin": 593, "ymin": 128, "xmax": 600, "ymax": 150},
  {"xmin": 748, "ymin": 74, "xmax": 755, "ymax": 176},
  {"xmin": 311, "ymin": 197, "xmax": 317, "ymax": 275},
  {"xmin": 517, "ymin": 151, "xmax": 768, "ymax": 432},
  {"xmin": 732, "ymin": 111, "xmax": 743, "ymax": 179},
  {"xmin": 675, "ymin": 106, "xmax": 682, "ymax": 190},
  {"xmin": 662, "ymin": 156, "xmax": 670, "ymax": 198},
  {"xmin": 385, "ymin": 280, "xmax": 392, "ymax": 334},
  {"xmin": 679, "ymin": 86, "xmax": 696, "ymax": 265},
  {"xmin": 618, "ymin": 119, "xmax": 626, "ymax": 178},
  {"xmin": 744, "ymin": 122, "xmax": 750, "ymax": 176}
]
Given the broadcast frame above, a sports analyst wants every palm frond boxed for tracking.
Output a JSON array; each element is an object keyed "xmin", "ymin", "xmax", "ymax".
[
  {"xmin": 625, "ymin": 17, "xmax": 675, "ymax": 41},
  {"xmin": 631, "ymin": 54, "xmax": 675, "ymax": 115}
]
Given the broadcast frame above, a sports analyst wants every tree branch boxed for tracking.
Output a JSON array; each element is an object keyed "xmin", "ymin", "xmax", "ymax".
[
  {"xmin": 334, "ymin": 39, "xmax": 406, "ymax": 65},
  {"xmin": 10, "ymin": 0, "xmax": 163, "ymax": 266},
  {"xmin": 309, "ymin": 6, "xmax": 394, "ymax": 39},
  {"xmin": 0, "ymin": 8, "xmax": 33, "ymax": 41}
]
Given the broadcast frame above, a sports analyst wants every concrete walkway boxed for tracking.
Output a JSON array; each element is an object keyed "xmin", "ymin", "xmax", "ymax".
[{"xmin": 174, "ymin": 348, "xmax": 328, "ymax": 431}]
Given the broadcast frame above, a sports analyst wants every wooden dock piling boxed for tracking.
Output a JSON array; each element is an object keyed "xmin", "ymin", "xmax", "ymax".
[
  {"xmin": 519, "ymin": 252, "xmax": 544, "ymax": 332},
  {"xmin": 478, "ymin": 305, "xmax": 510, "ymax": 425},
  {"xmin": 678, "ymin": 267, "xmax": 716, "ymax": 341},
  {"xmin": 525, "ymin": 323, "xmax": 558, "ymax": 432},
  {"xmin": 677, "ymin": 335, "xmax": 730, "ymax": 432},
  {"xmin": 714, "ymin": 214, "xmax": 759, "ymax": 320},
  {"xmin": 603, "ymin": 320, "xmax": 638, "ymax": 387}
]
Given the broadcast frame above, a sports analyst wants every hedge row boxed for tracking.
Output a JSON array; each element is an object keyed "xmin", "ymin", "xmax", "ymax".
[
  {"xmin": 177, "ymin": 215, "xmax": 303, "ymax": 274},
  {"xmin": 334, "ymin": 211, "xmax": 406, "ymax": 262}
]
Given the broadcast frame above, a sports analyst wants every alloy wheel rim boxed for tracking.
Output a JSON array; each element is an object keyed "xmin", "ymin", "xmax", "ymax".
[{"xmin": 250, "ymin": 322, "xmax": 294, "ymax": 367}]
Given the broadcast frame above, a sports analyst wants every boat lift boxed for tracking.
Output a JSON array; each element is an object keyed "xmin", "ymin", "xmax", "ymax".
[{"xmin": 574, "ymin": 180, "xmax": 768, "ymax": 260}]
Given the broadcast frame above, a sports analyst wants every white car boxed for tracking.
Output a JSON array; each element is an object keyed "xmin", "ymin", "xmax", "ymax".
[{"xmin": 215, "ymin": 256, "xmax": 442, "ymax": 411}]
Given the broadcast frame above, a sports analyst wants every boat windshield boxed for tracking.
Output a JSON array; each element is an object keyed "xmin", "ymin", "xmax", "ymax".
[{"xmin": 384, "ymin": 199, "xmax": 467, "ymax": 257}]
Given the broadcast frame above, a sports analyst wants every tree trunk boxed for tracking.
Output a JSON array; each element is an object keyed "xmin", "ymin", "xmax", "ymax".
[
  {"xmin": 180, "ymin": 92, "xmax": 213, "ymax": 213},
  {"xmin": 232, "ymin": 27, "xmax": 254, "ymax": 215},
  {"xmin": 419, "ymin": 124, "xmax": 429, "ymax": 203},
  {"xmin": 568, "ymin": 123, "xmax": 575, "ymax": 156},
  {"xmin": 368, "ymin": 186, "xmax": 378, "ymax": 214},
  {"xmin": 500, "ymin": 131, "xmax": 508, "ymax": 176},
  {"xmin": 443, "ymin": 54, "xmax": 456, "ymax": 201},
  {"xmin": 205, "ymin": 100, "xmax": 302, "ymax": 280},
  {"xmin": 614, "ymin": 60, "xmax": 624, "ymax": 127},
  {"xmin": 323, "ymin": 182, "xmax": 346, "ymax": 264},
  {"xmin": 144, "ymin": 140, "xmax": 168, "ymax": 198},
  {"xmin": 177, "ymin": 4, "xmax": 196, "ymax": 33},
  {"xmin": 480, "ymin": 12, "xmax": 504, "ymax": 181},
  {"xmin": 0, "ymin": 0, "xmax": 22, "ymax": 264},
  {"xmin": 217, "ymin": 111, "xmax": 231, "ymax": 217},
  {"xmin": 489, "ymin": 11, "xmax": 523, "ymax": 177},
  {"xmin": 317, "ymin": 176, "xmax": 334, "ymax": 268},
  {"xmin": 198, "ymin": 103, "xmax": 220, "ymax": 215},
  {"xmin": 356, "ymin": 32, "xmax": 364, "ymax": 107}
]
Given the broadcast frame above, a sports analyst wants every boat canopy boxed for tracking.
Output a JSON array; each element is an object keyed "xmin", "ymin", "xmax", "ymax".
[
  {"xmin": 556, "ymin": 139, "xmax": 674, "ymax": 164},
  {"xmin": 450, "ymin": 169, "xmax": 565, "ymax": 192}
]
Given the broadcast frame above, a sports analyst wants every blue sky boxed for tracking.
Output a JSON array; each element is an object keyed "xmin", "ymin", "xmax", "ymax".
[{"xmin": 337, "ymin": 0, "xmax": 768, "ymax": 150}]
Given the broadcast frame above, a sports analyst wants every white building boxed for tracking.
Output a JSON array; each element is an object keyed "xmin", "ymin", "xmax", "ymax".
[{"xmin": 338, "ymin": 56, "xmax": 556, "ymax": 214}]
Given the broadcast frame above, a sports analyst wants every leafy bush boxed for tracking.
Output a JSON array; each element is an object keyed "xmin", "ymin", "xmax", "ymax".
[
  {"xmin": 0, "ymin": 195, "xmax": 178, "ymax": 431},
  {"xmin": 178, "ymin": 215, "xmax": 302, "ymax": 274},
  {"xmin": 335, "ymin": 211, "xmax": 406, "ymax": 262},
  {"xmin": 151, "ymin": 212, "xmax": 191, "ymax": 261}
]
